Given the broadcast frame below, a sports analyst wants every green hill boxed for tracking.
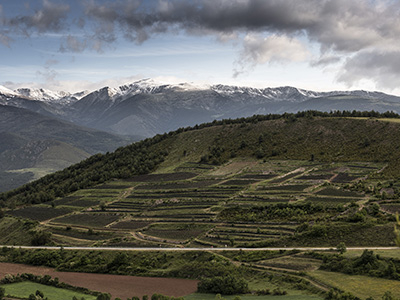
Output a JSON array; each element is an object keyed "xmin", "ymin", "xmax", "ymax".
[
  {"xmin": 1, "ymin": 111, "xmax": 400, "ymax": 248},
  {"xmin": 0, "ymin": 104, "xmax": 137, "ymax": 192}
]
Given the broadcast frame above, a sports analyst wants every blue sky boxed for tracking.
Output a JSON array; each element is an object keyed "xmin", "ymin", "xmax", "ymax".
[{"xmin": 1, "ymin": 0, "xmax": 400, "ymax": 95}]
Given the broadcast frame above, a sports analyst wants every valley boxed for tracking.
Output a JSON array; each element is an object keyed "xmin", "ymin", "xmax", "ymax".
[
  {"xmin": 3, "ymin": 0, "xmax": 400, "ymax": 298},
  {"xmin": 1, "ymin": 113, "xmax": 400, "ymax": 299}
]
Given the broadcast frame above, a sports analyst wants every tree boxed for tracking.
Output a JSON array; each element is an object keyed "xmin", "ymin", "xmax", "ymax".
[
  {"xmin": 31, "ymin": 231, "xmax": 52, "ymax": 246},
  {"xmin": 382, "ymin": 291, "xmax": 395, "ymax": 300},
  {"xmin": 394, "ymin": 213, "xmax": 400, "ymax": 247},
  {"xmin": 96, "ymin": 293, "xmax": 111, "ymax": 300},
  {"xmin": 36, "ymin": 290, "xmax": 44, "ymax": 298},
  {"xmin": 337, "ymin": 242, "xmax": 347, "ymax": 254}
]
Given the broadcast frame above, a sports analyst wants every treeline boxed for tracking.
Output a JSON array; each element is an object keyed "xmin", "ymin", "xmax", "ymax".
[{"xmin": 173, "ymin": 110, "xmax": 400, "ymax": 133}]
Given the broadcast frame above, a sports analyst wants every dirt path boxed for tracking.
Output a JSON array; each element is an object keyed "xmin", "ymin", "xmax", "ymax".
[
  {"xmin": 212, "ymin": 250, "xmax": 331, "ymax": 293},
  {"xmin": 0, "ymin": 262, "xmax": 198, "ymax": 300},
  {"xmin": 248, "ymin": 262, "xmax": 332, "ymax": 292}
]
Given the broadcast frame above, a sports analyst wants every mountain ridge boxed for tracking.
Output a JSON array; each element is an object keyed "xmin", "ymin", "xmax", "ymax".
[{"xmin": 3, "ymin": 80, "xmax": 400, "ymax": 138}]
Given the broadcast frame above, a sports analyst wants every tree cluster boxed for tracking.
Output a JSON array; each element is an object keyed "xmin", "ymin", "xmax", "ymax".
[
  {"xmin": 197, "ymin": 275, "xmax": 249, "ymax": 295},
  {"xmin": 219, "ymin": 202, "xmax": 324, "ymax": 222},
  {"xmin": 320, "ymin": 250, "xmax": 400, "ymax": 280}
]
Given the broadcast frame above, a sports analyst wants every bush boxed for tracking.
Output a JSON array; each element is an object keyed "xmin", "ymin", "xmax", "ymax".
[
  {"xmin": 31, "ymin": 231, "xmax": 51, "ymax": 246},
  {"xmin": 151, "ymin": 294, "xmax": 183, "ymax": 300},
  {"xmin": 197, "ymin": 275, "xmax": 249, "ymax": 295},
  {"xmin": 96, "ymin": 293, "xmax": 111, "ymax": 300}
]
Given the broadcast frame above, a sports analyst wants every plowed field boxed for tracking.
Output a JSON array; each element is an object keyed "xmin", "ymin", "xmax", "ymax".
[{"xmin": 0, "ymin": 263, "xmax": 198, "ymax": 299}]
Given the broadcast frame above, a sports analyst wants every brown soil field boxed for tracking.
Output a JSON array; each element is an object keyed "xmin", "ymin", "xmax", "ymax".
[{"xmin": 0, "ymin": 262, "xmax": 198, "ymax": 299}]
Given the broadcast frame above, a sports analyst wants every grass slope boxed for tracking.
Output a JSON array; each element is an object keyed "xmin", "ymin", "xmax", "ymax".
[
  {"xmin": 310, "ymin": 270, "xmax": 400, "ymax": 299},
  {"xmin": 0, "ymin": 104, "xmax": 135, "ymax": 192}
]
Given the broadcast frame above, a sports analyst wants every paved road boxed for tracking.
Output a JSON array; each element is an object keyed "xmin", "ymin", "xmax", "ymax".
[{"xmin": 1, "ymin": 245, "xmax": 398, "ymax": 251}]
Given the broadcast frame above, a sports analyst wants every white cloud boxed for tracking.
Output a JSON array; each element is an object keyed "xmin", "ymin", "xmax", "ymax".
[
  {"xmin": 337, "ymin": 50, "xmax": 400, "ymax": 91},
  {"xmin": 234, "ymin": 34, "xmax": 310, "ymax": 77}
]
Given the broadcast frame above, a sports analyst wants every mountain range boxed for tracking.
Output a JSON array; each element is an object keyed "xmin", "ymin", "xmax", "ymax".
[
  {"xmin": 2, "ymin": 78, "xmax": 400, "ymax": 191},
  {"xmin": 2, "ymin": 79, "xmax": 400, "ymax": 138}
]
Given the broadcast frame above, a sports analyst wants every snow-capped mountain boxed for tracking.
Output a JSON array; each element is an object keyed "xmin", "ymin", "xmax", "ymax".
[
  {"xmin": 16, "ymin": 87, "xmax": 69, "ymax": 101},
  {"xmin": 2, "ymin": 79, "xmax": 400, "ymax": 138},
  {"xmin": 15, "ymin": 87, "xmax": 89, "ymax": 104},
  {"xmin": 0, "ymin": 85, "xmax": 19, "ymax": 98}
]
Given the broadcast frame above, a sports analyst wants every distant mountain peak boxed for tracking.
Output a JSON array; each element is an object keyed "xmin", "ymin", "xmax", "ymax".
[
  {"xmin": 16, "ymin": 87, "xmax": 67, "ymax": 101},
  {"xmin": 0, "ymin": 85, "xmax": 19, "ymax": 97},
  {"xmin": 14, "ymin": 87, "xmax": 89, "ymax": 104}
]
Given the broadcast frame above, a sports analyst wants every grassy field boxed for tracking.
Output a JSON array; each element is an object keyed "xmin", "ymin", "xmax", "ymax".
[
  {"xmin": 310, "ymin": 270, "xmax": 400, "ymax": 299},
  {"xmin": 1, "ymin": 281, "xmax": 96, "ymax": 300}
]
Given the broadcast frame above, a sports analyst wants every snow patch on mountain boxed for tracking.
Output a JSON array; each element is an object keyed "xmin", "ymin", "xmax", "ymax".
[
  {"xmin": 0, "ymin": 85, "xmax": 19, "ymax": 97},
  {"xmin": 15, "ymin": 88, "xmax": 87, "ymax": 104}
]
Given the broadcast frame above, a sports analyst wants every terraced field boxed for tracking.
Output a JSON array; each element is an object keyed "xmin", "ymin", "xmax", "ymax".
[{"xmin": 4, "ymin": 159, "xmax": 391, "ymax": 247}]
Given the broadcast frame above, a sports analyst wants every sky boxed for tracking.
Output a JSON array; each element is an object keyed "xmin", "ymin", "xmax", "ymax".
[{"xmin": 1, "ymin": 0, "xmax": 400, "ymax": 95}]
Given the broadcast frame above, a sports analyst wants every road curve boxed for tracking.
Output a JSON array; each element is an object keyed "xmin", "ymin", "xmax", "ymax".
[{"xmin": 0, "ymin": 245, "xmax": 398, "ymax": 251}]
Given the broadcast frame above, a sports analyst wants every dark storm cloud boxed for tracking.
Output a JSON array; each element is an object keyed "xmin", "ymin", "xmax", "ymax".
[
  {"xmin": 2, "ymin": 0, "xmax": 400, "ymax": 88},
  {"xmin": 79, "ymin": 0, "xmax": 400, "ymax": 88},
  {"xmin": 7, "ymin": 0, "xmax": 70, "ymax": 35},
  {"xmin": 82, "ymin": 0, "xmax": 317, "ymax": 44},
  {"xmin": 80, "ymin": 0, "xmax": 400, "ymax": 53},
  {"xmin": 3, "ymin": 0, "xmax": 400, "ymax": 54}
]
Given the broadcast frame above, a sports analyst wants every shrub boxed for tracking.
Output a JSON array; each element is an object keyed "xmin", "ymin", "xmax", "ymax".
[
  {"xmin": 31, "ymin": 231, "xmax": 52, "ymax": 246},
  {"xmin": 197, "ymin": 275, "xmax": 249, "ymax": 295}
]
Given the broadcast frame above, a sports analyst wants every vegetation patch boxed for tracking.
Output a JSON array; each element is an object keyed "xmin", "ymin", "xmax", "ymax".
[
  {"xmin": 52, "ymin": 213, "xmax": 120, "ymax": 227},
  {"xmin": 7, "ymin": 206, "xmax": 73, "ymax": 221},
  {"xmin": 110, "ymin": 220, "xmax": 153, "ymax": 230},
  {"xmin": 315, "ymin": 188, "xmax": 363, "ymax": 198},
  {"xmin": 136, "ymin": 180, "xmax": 222, "ymax": 190},
  {"xmin": 258, "ymin": 185, "xmax": 311, "ymax": 192},
  {"xmin": 127, "ymin": 172, "xmax": 198, "ymax": 182}
]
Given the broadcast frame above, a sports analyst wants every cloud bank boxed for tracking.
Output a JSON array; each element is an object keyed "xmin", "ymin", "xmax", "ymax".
[{"xmin": 2, "ymin": 0, "xmax": 400, "ymax": 89}]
